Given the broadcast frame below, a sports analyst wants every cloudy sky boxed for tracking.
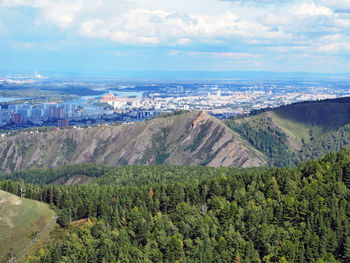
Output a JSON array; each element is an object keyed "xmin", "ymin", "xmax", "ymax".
[{"xmin": 1, "ymin": 0, "xmax": 350, "ymax": 73}]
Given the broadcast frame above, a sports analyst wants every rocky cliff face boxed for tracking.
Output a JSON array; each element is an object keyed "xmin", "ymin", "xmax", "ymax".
[{"xmin": 0, "ymin": 111, "xmax": 267, "ymax": 172}]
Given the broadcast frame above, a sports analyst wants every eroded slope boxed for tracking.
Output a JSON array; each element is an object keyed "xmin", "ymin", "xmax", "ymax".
[{"xmin": 0, "ymin": 111, "xmax": 267, "ymax": 172}]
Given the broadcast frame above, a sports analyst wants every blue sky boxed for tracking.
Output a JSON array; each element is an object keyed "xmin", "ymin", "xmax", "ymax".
[{"xmin": 1, "ymin": 0, "xmax": 350, "ymax": 74}]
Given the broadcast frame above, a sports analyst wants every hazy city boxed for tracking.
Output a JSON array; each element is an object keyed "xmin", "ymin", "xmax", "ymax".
[{"xmin": 1, "ymin": 71, "xmax": 349, "ymax": 131}]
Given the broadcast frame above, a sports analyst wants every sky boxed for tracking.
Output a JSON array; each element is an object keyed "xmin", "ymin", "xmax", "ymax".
[{"xmin": 1, "ymin": 0, "xmax": 350, "ymax": 74}]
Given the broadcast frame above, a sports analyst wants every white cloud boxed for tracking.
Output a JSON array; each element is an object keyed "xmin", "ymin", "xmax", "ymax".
[
  {"xmin": 175, "ymin": 38, "xmax": 191, "ymax": 45},
  {"xmin": 2, "ymin": 0, "xmax": 350, "ymax": 60},
  {"xmin": 1, "ymin": 0, "xmax": 83, "ymax": 28},
  {"xmin": 169, "ymin": 50, "xmax": 260, "ymax": 60},
  {"xmin": 317, "ymin": 0, "xmax": 350, "ymax": 11},
  {"xmin": 319, "ymin": 33, "xmax": 343, "ymax": 42},
  {"xmin": 314, "ymin": 33, "xmax": 350, "ymax": 53},
  {"xmin": 130, "ymin": 0, "xmax": 232, "ymax": 16},
  {"xmin": 318, "ymin": 41, "xmax": 350, "ymax": 53},
  {"xmin": 318, "ymin": 43, "xmax": 340, "ymax": 52},
  {"xmin": 0, "ymin": 0, "xmax": 290, "ymax": 45},
  {"xmin": 334, "ymin": 17, "xmax": 350, "ymax": 27},
  {"xmin": 78, "ymin": 9, "xmax": 289, "ymax": 45},
  {"xmin": 262, "ymin": 2, "xmax": 335, "ymax": 31},
  {"xmin": 294, "ymin": 3, "xmax": 332, "ymax": 17}
]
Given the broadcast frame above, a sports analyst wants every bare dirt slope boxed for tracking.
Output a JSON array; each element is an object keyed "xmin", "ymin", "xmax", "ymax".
[{"xmin": 0, "ymin": 111, "xmax": 267, "ymax": 172}]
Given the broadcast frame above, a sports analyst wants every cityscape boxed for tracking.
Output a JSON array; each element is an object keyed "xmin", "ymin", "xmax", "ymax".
[{"xmin": 0, "ymin": 72, "xmax": 348, "ymax": 130}]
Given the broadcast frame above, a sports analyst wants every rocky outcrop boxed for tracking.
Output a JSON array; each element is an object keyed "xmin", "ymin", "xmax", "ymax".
[{"xmin": 0, "ymin": 111, "xmax": 267, "ymax": 172}]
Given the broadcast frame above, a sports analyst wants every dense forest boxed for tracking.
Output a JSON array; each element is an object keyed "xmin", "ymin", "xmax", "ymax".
[
  {"xmin": 2, "ymin": 149, "xmax": 350, "ymax": 262},
  {"xmin": 296, "ymin": 124, "xmax": 350, "ymax": 162},
  {"xmin": 225, "ymin": 120, "xmax": 295, "ymax": 167},
  {"xmin": 0, "ymin": 164, "xmax": 252, "ymax": 186}
]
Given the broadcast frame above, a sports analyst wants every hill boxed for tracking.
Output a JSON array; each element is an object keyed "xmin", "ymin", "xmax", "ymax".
[
  {"xmin": 226, "ymin": 97, "xmax": 350, "ymax": 166},
  {"xmin": 0, "ymin": 111, "xmax": 266, "ymax": 173},
  {"xmin": 2, "ymin": 149, "xmax": 350, "ymax": 262},
  {"xmin": 0, "ymin": 190, "xmax": 55, "ymax": 262}
]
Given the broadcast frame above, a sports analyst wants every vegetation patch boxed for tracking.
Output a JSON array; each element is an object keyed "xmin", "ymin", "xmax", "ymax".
[
  {"xmin": 0, "ymin": 190, "xmax": 55, "ymax": 262},
  {"xmin": 0, "ymin": 164, "xmax": 111, "ymax": 185},
  {"xmin": 226, "ymin": 119, "xmax": 294, "ymax": 166},
  {"xmin": 64, "ymin": 137, "xmax": 77, "ymax": 157},
  {"xmin": 141, "ymin": 128, "xmax": 170, "ymax": 164},
  {"xmin": 92, "ymin": 139, "xmax": 110, "ymax": 162},
  {"xmin": 297, "ymin": 124, "xmax": 350, "ymax": 162},
  {"xmin": 152, "ymin": 110, "xmax": 190, "ymax": 119},
  {"xmin": 187, "ymin": 121, "xmax": 212, "ymax": 152}
]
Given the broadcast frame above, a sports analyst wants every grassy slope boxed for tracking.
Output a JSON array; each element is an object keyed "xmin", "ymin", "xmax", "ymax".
[
  {"xmin": 0, "ymin": 190, "xmax": 55, "ymax": 262},
  {"xmin": 227, "ymin": 98, "xmax": 350, "ymax": 165},
  {"xmin": 270, "ymin": 101, "xmax": 350, "ymax": 143}
]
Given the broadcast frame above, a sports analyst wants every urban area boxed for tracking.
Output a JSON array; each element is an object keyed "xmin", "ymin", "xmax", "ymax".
[{"xmin": 0, "ymin": 73, "xmax": 348, "ymax": 130}]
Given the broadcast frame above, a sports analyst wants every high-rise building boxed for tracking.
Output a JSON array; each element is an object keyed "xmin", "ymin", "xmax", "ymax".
[
  {"xmin": 49, "ymin": 107, "xmax": 64, "ymax": 119},
  {"xmin": 11, "ymin": 113, "xmax": 22, "ymax": 124},
  {"xmin": 0, "ymin": 110, "xmax": 12, "ymax": 122},
  {"xmin": 31, "ymin": 108, "xmax": 44, "ymax": 119},
  {"xmin": 8, "ymin": 105, "xmax": 19, "ymax": 112},
  {"xmin": 18, "ymin": 109, "xmax": 32, "ymax": 118}
]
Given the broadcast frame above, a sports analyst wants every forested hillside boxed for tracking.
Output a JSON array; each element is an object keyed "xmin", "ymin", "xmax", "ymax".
[
  {"xmin": 2, "ymin": 149, "xmax": 350, "ymax": 262},
  {"xmin": 226, "ymin": 97, "xmax": 350, "ymax": 166},
  {"xmin": 0, "ymin": 163, "xmax": 247, "ymax": 186}
]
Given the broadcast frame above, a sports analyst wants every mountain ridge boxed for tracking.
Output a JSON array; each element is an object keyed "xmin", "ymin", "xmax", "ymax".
[{"xmin": 0, "ymin": 111, "xmax": 267, "ymax": 173}]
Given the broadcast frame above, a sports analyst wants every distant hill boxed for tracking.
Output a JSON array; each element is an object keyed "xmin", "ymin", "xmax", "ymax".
[
  {"xmin": 0, "ymin": 111, "xmax": 267, "ymax": 173},
  {"xmin": 226, "ymin": 97, "xmax": 350, "ymax": 166},
  {"xmin": 0, "ymin": 190, "xmax": 55, "ymax": 262}
]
